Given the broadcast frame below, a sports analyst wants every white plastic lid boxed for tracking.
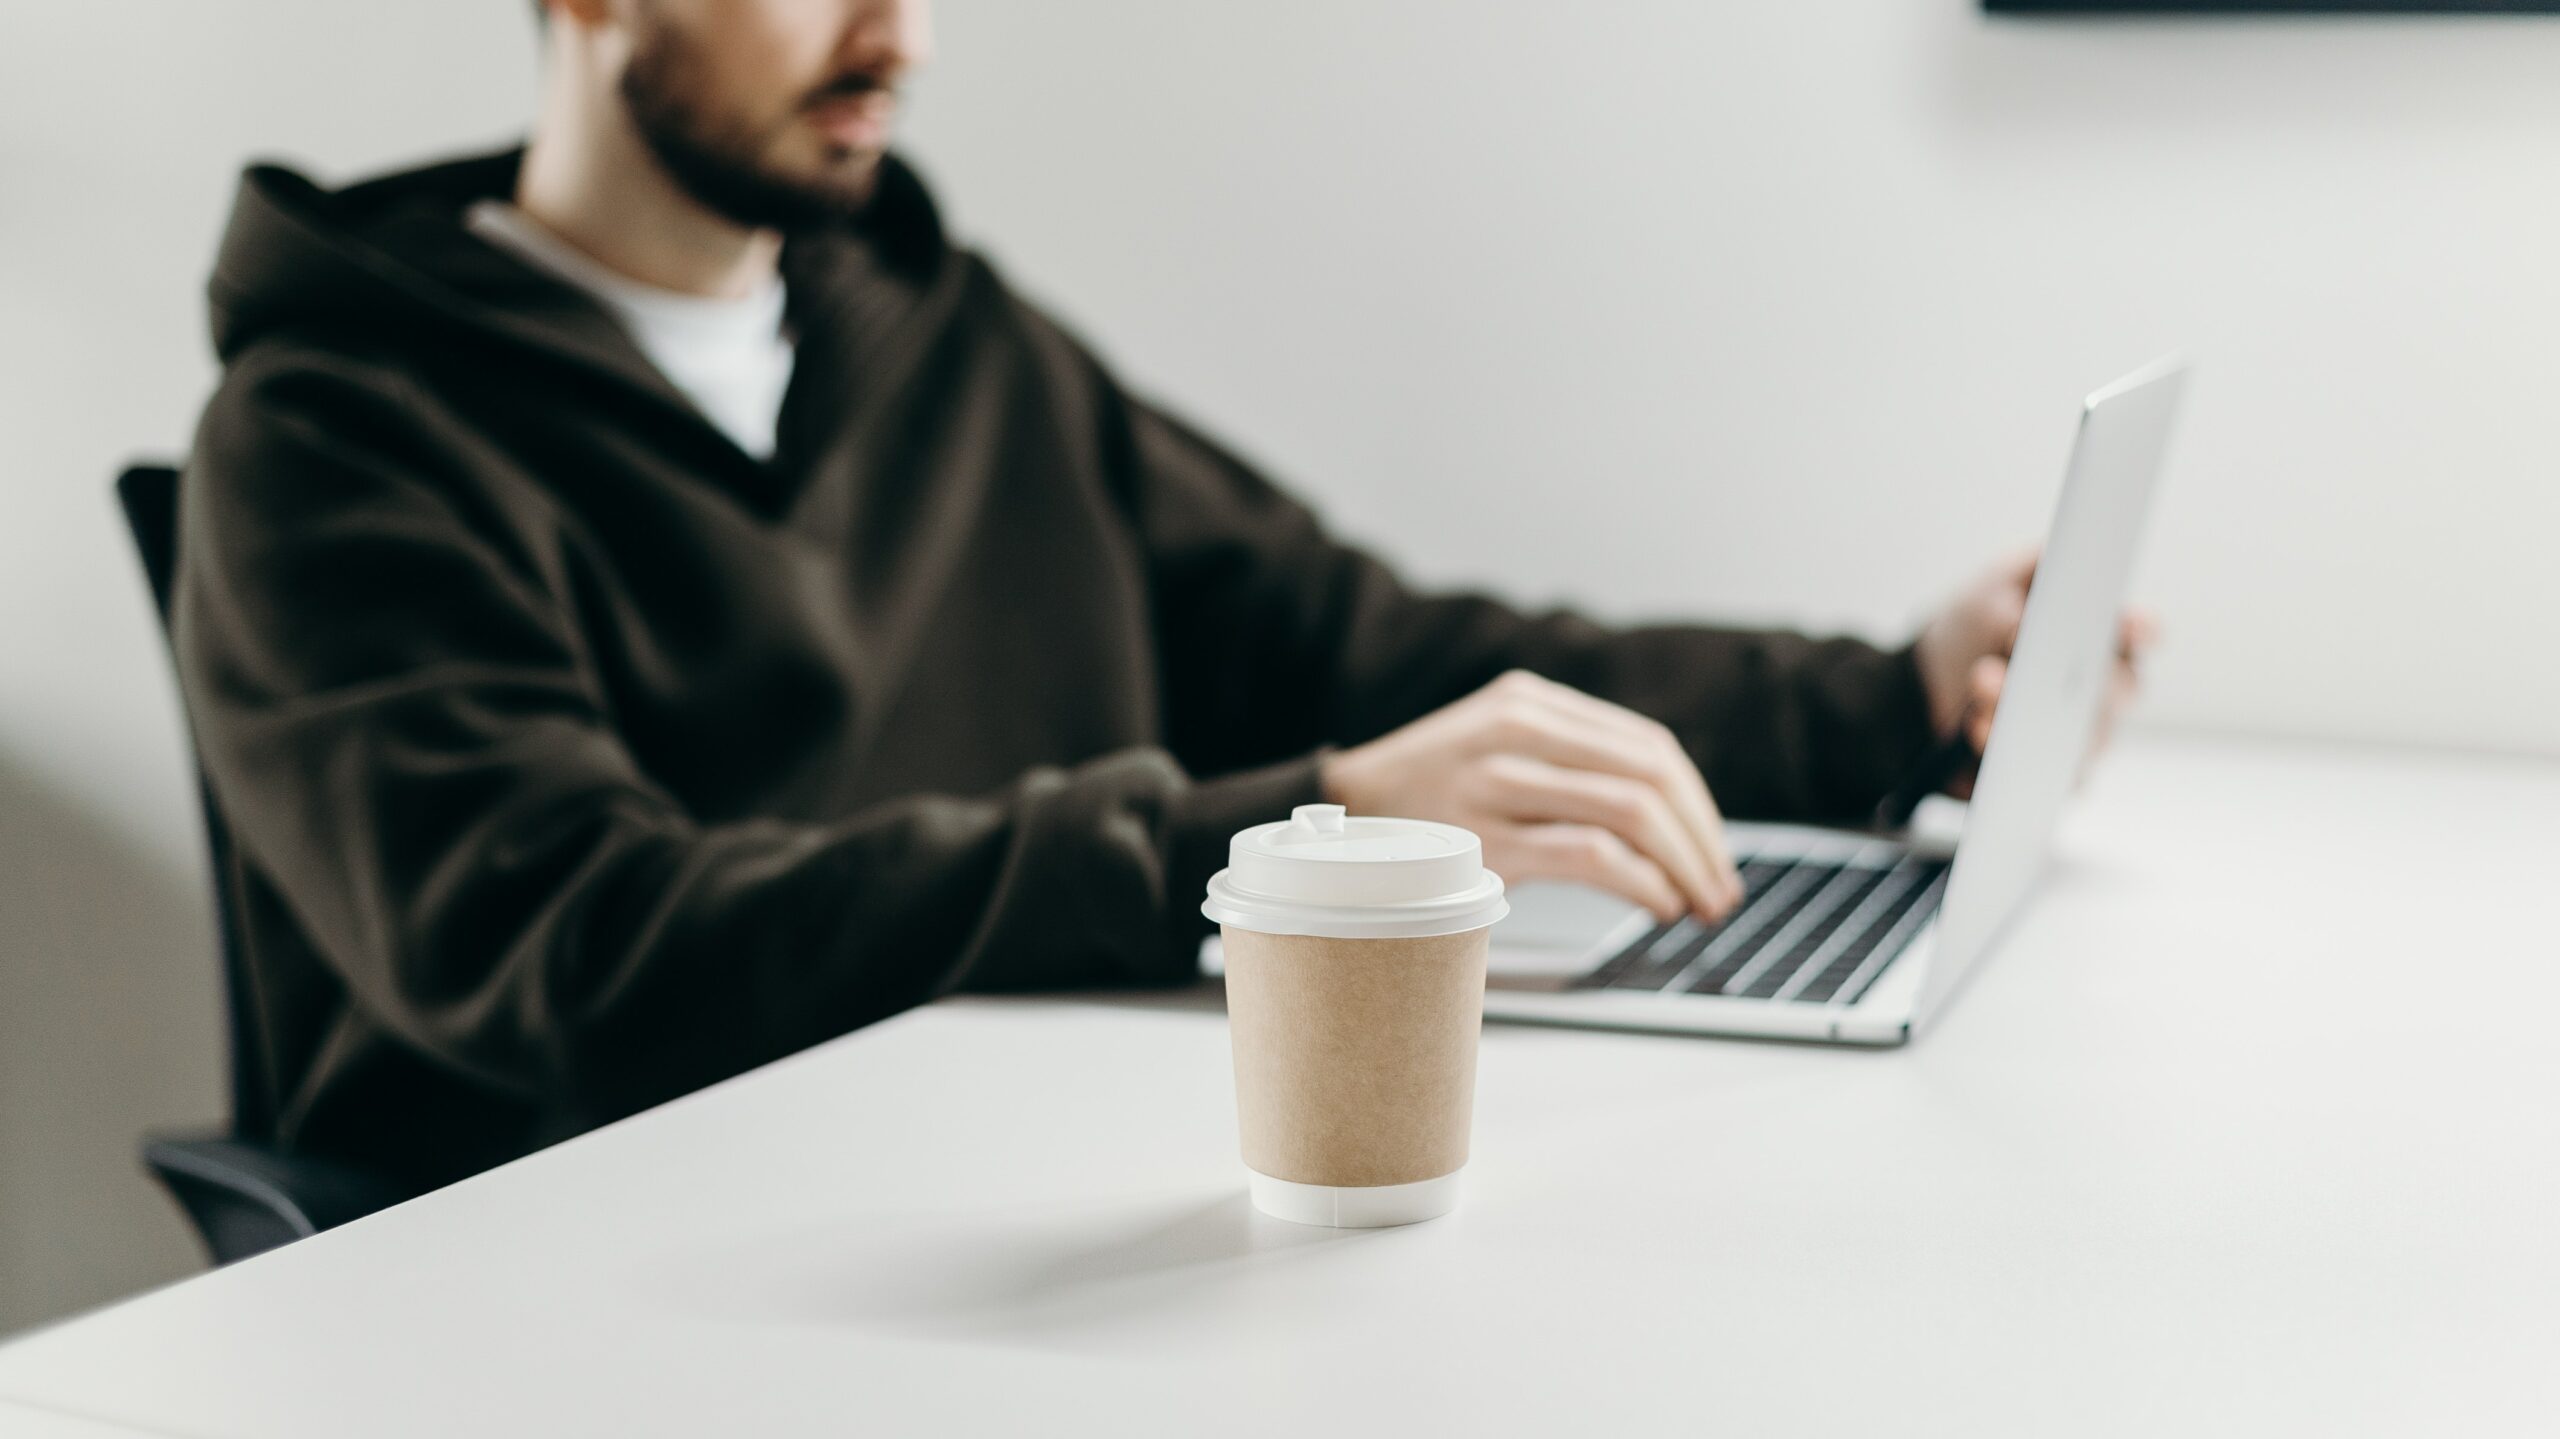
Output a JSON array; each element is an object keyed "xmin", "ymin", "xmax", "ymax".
[{"xmin": 1201, "ymin": 804, "xmax": 1509, "ymax": 939}]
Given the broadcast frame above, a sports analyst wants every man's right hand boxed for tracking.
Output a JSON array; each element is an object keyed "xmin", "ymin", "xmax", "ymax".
[{"xmin": 1318, "ymin": 670, "xmax": 1744, "ymax": 924}]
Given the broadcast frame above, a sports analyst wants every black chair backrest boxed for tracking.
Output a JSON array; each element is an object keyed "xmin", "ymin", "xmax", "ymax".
[{"xmin": 115, "ymin": 464, "xmax": 273, "ymax": 1140}]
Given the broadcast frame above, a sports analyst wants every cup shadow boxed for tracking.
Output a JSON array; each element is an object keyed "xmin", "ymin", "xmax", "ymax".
[
  {"xmin": 982, "ymin": 1190, "xmax": 1343, "ymax": 1301},
  {"xmin": 650, "ymin": 1188, "xmax": 1383, "ymax": 1357}
]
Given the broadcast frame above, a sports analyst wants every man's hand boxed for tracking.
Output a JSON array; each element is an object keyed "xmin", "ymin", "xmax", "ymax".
[
  {"xmin": 1912, "ymin": 548, "xmax": 2157, "ymax": 796},
  {"xmin": 1319, "ymin": 670, "xmax": 1744, "ymax": 924}
]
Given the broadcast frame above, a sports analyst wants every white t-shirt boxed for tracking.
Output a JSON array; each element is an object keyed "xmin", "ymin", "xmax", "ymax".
[{"xmin": 465, "ymin": 200, "xmax": 796, "ymax": 461}]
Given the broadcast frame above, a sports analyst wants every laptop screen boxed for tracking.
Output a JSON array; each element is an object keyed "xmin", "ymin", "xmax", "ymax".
[{"xmin": 1916, "ymin": 359, "xmax": 2187, "ymax": 1028}]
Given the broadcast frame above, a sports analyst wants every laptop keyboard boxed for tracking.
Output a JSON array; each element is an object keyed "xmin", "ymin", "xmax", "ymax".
[{"xmin": 1576, "ymin": 851, "xmax": 1951, "ymax": 1006}]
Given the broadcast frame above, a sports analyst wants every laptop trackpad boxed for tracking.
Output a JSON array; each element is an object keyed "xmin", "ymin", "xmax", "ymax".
[{"xmin": 1488, "ymin": 882, "xmax": 1638, "ymax": 989}]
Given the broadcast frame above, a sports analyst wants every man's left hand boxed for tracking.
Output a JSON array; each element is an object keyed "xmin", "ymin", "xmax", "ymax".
[{"xmin": 1911, "ymin": 548, "xmax": 2157, "ymax": 798}]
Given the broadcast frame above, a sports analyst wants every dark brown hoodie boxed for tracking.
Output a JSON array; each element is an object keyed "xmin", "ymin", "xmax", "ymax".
[{"xmin": 175, "ymin": 148, "xmax": 1934, "ymax": 1193}]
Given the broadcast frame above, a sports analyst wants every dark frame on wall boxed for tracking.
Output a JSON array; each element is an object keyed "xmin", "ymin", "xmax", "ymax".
[{"xmin": 1988, "ymin": 1, "xmax": 2560, "ymax": 10}]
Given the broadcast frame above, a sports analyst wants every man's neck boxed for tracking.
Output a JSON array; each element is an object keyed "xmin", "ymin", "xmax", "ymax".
[{"xmin": 514, "ymin": 88, "xmax": 781, "ymax": 300}]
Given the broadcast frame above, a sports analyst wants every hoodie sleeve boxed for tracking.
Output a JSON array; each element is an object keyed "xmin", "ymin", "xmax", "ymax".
[
  {"xmin": 1110, "ymin": 395, "xmax": 1938, "ymax": 825},
  {"xmin": 175, "ymin": 355, "xmax": 1317, "ymax": 1124}
]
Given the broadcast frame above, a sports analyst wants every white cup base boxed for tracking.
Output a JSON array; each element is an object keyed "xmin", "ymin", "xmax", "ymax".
[{"xmin": 1246, "ymin": 1168, "xmax": 1463, "ymax": 1228}]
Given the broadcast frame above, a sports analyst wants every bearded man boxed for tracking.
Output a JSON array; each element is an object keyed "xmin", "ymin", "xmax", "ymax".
[{"xmin": 174, "ymin": 0, "xmax": 2145, "ymax": 1195}]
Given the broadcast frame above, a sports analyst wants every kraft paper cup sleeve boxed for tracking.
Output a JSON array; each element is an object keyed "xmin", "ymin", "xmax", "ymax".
[{"xmin": 1220, "ymin": 925, "xmax": 1491, "ymax": 1190}]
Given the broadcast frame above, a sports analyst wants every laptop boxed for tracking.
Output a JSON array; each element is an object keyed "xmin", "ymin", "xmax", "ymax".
[{"xmin": 1475, "ymin": 356, "xmax": 2187, "ymax": 1045}]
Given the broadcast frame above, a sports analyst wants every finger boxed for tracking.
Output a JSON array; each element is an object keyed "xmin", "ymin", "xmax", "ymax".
[
  {"xmin": 1965, "ymin": 655, "xmax": 2004, "ymax": 752},
  {"xmin": 1672, "ymin": 774, "xmax": 1742, "ymax": 915},
  {"xmin": 1477, "ymin": 679, "xmax": 1743, "ymax": 909},
  {"xmin": 1525, "ymin": 675, "xmax": 1751, "ymax": 891},
  {"xmin": 1503, "ymin": 823, "xmax": 1686, "ymax": 922},
  {"xmin": 1480, "ymin": 755, "xmax": 1729, "ymax": 921},
  {"xmin": 2117, "ymin": 609, "xmax": 2161, "ymax": 661},
  {"xmin": 1501, "ymin": 675, "xmax": 1743, "ymax": 906},
  {"xmin": 1996, "ymin": 544, "xmax": 2040, "ymax": 591},
  {"xmin": 1981, "ymin": 549, "xmax": 2040, "ymax": 659},
  {"xmin": 2093, "ymin": 652, "xmax": 2141, "ymax": 753}
]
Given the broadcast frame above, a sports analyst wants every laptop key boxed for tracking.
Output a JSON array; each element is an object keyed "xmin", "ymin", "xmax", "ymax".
[
  {"xmin": 1739, "ymin": 867, "xmax": 1892, "ymax": 999},
  {"xmin": 1580, "ymin": 850, "xmax": 1951, "ymax": 1007},
  {"xmin": 1681, "ymin": 864, "xmax": 1842, "ymax": 995},
  {"xmin": 1594, "ymin": 858, "xmax": 1795, "ymax": 992},
  {"xmin": 1795, "ymin": 932, "xmax": 1885, "ymax": 1004},
  {"xmin": 1832, "ymin": 864, "xmax": 1952, "ymax": 1005},
  {"xmin": 1579, "ymin": 917, "xmax": 1684, "ymax": 989}
]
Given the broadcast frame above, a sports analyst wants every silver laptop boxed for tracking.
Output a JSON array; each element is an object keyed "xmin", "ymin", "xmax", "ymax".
[{"xmin": 1479, "ymin": 357, "xmax": 2187, "ymax": 1045}]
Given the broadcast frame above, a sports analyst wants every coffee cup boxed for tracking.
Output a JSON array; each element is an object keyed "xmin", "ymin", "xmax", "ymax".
[{"xmin": 1202, "ymin": 803, "xmax": 1508, "ymax": 1227}]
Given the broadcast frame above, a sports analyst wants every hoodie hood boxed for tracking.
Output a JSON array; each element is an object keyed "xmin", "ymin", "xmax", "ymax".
[{"xmin": 207, "ymin": 145, "xmax": 952, "ymax": 372}]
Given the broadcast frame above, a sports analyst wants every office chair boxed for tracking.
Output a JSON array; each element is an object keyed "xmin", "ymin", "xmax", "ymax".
[{"xmin": 116, "ymin": 463, "xmax": 410, "ymax": 1265}]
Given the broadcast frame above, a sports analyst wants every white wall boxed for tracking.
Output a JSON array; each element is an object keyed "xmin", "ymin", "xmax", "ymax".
[
  {"xmin": 0, "ymin": 2, "xmax": 539, "ymax": 1335},
  {"xmin": 904, "ymin": 0, "xmax": 2560, "ymax": 758},
  {"xmin": 4, "ymin": 0, "xmax": 2555, "ymax": 1332}
]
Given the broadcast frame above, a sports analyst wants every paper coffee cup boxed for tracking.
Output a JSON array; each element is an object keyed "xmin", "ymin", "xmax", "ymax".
[{"xmin": 1203, "ymin": 803, "xmax": 1508, "ymax": 1228}]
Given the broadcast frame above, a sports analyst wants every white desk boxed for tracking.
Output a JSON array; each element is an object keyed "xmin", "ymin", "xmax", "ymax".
[
  {"xmin": 4, "ymin": 735, "xmax": 2555, "ymax": 1437},
  {"xmin": 0, "ymin": 1403, "xmax": 169, "ymax": 1439}
]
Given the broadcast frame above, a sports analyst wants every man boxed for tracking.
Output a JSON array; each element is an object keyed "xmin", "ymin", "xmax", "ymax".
[{"xmin": 176, "ymin": 0, "xmax": 2146, "ymax": 1196}]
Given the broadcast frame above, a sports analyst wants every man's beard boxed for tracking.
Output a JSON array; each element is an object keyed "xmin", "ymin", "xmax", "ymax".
[{"xmin": 619, "ymin": 21, "xmax": 883, "ymax": 232}]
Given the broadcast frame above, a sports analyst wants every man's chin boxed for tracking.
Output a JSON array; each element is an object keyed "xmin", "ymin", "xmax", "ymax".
[
  {"xmin": 813, "ymin": 148, "xmax": 889, "ymax": 190},
  {"xmin": 765, "ymin": 140, "xmax": 888, "ymax": 202},
  {"xmin": 683, "ymin": 151, "xmax": 883, "ymax": 231}
]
